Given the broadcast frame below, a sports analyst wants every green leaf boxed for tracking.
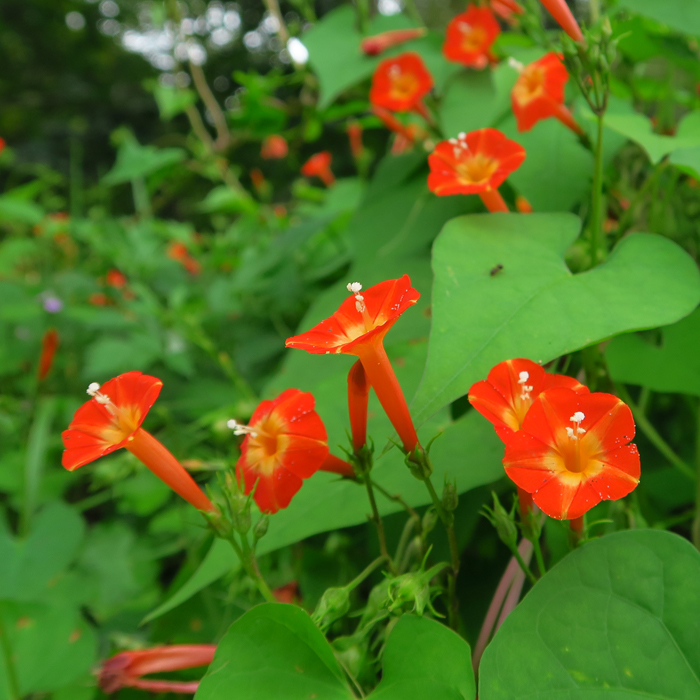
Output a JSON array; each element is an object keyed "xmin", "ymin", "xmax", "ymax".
[
  {"xmin": 0, "ymin": 503, "xmax": 84, "ymax": 602},
  {"xmin": 102, "ymin": 140, "xmax": 186, "ymax": 186},
  {"xmin": 0, "ymin": 197, "xmax": 44, "ymax": 225},
  {"xmin": 606, "ymin": 307, "xmax": 700, "ymax": 396},
  {"xmin": 195, "ymin": 604, "xmax": 354, "ymax": 700},
  {"xmin": 479, "ymin": 530, "xmax": 700, "ymax": 700},
  {"xmin": 150, "ymin": 82, "xmax": 198, "ymax": 120},
  {"xmin": 411, "ymin": 213, "xmax": 700, "ymax": 424},
  {"xmin": 82, "ymin": 332, "xmax": 161, "ymax": 378},
  {"xmin": 371, "ymin": 615, "xmax": 475, "ymax": 699},
  {"xmin": 0, "ymin": 601, "xmax": 96, "ymax": 698},
  {"xmin": 304, "ymin": 6, "xmax": 458, "ymax": 110},
  {"xmin": 617, "ymin": 0, "xmax": 700, "ymax": 37}
]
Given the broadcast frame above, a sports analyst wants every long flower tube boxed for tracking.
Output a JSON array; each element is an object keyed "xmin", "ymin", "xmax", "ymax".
[
  {"xmin": 286, "ymin": 277, "xmax": 421, "ymax": 455},
  {"xmin": 348, "ymin": 360, "xmax": 370, "ymax": 451},
  {"xmin": 361, "ymin": 28, "xmax": 427, "ymax": 56},
  {"xmin": 37, "ymin": 328, "xmax": 59, "ymax": 381},
  {"xmin": 539, "ymin": 0, "xmax": 584, "ymax": 42},
  {"xmin": 98, "ymin": 645, "xmax": 216, "ymax": 694},
  {"xmin": 62, "ymin": 371, "xmax": 216, "ymax": 513}
]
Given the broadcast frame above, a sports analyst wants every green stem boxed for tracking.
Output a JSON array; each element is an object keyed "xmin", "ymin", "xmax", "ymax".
[
  {"xmin": 230, "ymin": 534, "xmax": 277, "ymax": 604},
  {"xmin": 615, "ymin": 160, "xmax": 668, "ymax": 239},
  {"xmin": 508, "ymin": 542, "xmax": 538, "ymax": 585},
  {"xmin": 394, "ymin": 516, "xmax": 418, "ymax": 572},
  {"xmin": 589, "ymin": 111, "xmax": 606, "ymax": 267},
  {"xmin": 692, "ymin": 401, "xmax": 700, "ymax": 550},
  {"xmin": 617, "ymin": 385, "xmax": 696, "ymax": 482},
  {"xmin": 402, "ymin": 0, "xmax": 424, "ymax": 26},
  {"xmin": 371, "ymin": 479, "xmax": 421, "ymax": 523},
  {"xmin": 531, "ymin": 534, "xmax": 546, "ymax": 577},
  {"xmin": 0, "ymin": 608, "xmax": 20, "ymax": 700},
  {"xmin": 355, "ymin": 0, "xmax": 369, "ymax": 33},
  {"xmin": 363, "ymin": 474, "xmax": 396, "ymax": 574},
  {"xmin": 422, "ymin": 476, "xmax": 460, "ymax": 630},
  {"xmin": 346, "ymin": 556, "xmax": 388, "ymax": 592},
  {"xmin": 589, "ymin": 0, "xmax": 600, "ymax": 22}
]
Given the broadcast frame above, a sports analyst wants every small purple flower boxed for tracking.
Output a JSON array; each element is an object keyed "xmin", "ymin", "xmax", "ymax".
[{"xmin": 43, "ymin": 296, "xmax": 64, "ymax": 313}]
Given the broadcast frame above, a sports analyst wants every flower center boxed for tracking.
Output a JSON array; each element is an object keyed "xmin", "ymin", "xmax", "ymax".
[
  {"xmin": 514, "ymin": 66, "xmax": 545, "ymax": 104},
  {"xmin": 347, "ymin": 281, "xmax": 375, "ymax": 333},
  {"xmin": 87, "ymin": 382, "xmax": 141, "ymax": 444},
  {"xmin": 458, "ymin": 22, "xmax": 487, "ymax": 52},
  {"xmin": 388, "ymin": 64, "xmax": 420, "ymax": 100},
  {"xmin": 456, "ymin": 152, "xmax": 499, "ymax": 186}
]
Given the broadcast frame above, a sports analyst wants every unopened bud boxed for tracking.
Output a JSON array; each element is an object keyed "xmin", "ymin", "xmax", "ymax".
[
  {"xmin": 312, "ymin": 587, "xmax": 351, "ymax": 631},
  {"xmin": 388, "ymin": 572, "xmax": 431, "ymax": 616},
  {"xmin": 442, "ymin": 481, "xmax": 458, "ymax": 512},
  {"xmin": 253, "ymin": 516, "xmax": 269, "ymax": 541},
  {"xmin": 483, "ymin": 493, "xmax": 518, "ymax": 549},
  {"xmin": 422, "ymin": 508, "xmax": 439, "ymax": 535},
  {"xmin": 229, "ymin": 491, "xmax": 251, "ymax": 535}
]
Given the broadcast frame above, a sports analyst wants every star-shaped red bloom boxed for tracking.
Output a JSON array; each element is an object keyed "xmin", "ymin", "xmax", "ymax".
[
  {"xmin": 443, "ymin": 6, "xmax": 500, "ymax": 70},
  {"xmin": 502, "ymin": 388, "xmax": 640, "ymax": 520},
  {"xmin": 236, "ymin": 389, "xmax": 330, "ymax": 514},
  {"xmin": 469, "ymin": 358, "xmax": 588, "ymax": 441},
  {"xmin": 369, "ymin": 52, "xmax": 434, "ymax": 114},
  {"xmin": 286, "ymin": 276, "xmax": 421, "ymax": 454},
  {"xmin": 301, "ymin": 151, "xmax": 335, "ymax": 187},
  {"xmin": 62, "ymin": 371, "xmax": 214, "ymax": 512},
  {"xmin": 511, "ymin": 52, "xmax": 582, "ymax": 135}
]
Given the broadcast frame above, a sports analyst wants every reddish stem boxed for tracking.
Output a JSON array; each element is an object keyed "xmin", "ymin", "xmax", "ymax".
[
  {"xmin": 570, "ymin": 515, "xmax": 584, "ymax": 533},
  {"xmin": 353, "ymin": 342, "xmax": 419, "ymax": 454},
  {"xmin": 479, "ymin": 189, "xmax": 510, "ymax": 213},
  {"xmin": 132, "ymin": 679, "xmax": 199, "ymax": 693},
  {"xmin": 127, "ymin": 428, "xmax": 216, "ymax": 512},
  {"xmin": 517, "ymin": 487, "xmax": 533, "ymax": 521}
]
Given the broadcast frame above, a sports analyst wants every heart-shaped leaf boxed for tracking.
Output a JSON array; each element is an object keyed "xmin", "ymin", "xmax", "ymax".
[
  {"xmin": 194, "ymin": 604, "xmax": 354, "ymax": 700},
  {"xmin": 411, "ymin": 213, "xmax": 700, "ymax": 424},
  {"xmin": 606, "ymin": 307, "xmax": 700, "ymax": 396},
  {"xmin": 479, "ymin": 530, "xmax": 700, "ymax": 700},
  {"xmin": 617, "ymin": 0, "xmax": 700, "ymax": 36}
]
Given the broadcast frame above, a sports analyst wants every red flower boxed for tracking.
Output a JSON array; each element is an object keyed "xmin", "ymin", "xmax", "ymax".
[
  {"xmin": 89, "ymin": 292, "xmax": 111, "ymax": 307},
  {"xmin": 427, "ymin": 129, "xmax": 526, "ymax": 212},
  {"xmin": 301, "ymin": 152, "xmax": 335, "ymax": 187},
  {"xmin": 502, "ymin": 388, "xmax": 640, "ymax": 520},
  {"xmin": 98, "ymin": 645, "xmax": 216, "ymax": 694},
  {"xmin": 62, "ymin": 372, "xmax": 215, "ymax": 512},
  {"xmin": 250, "ymin": 167, "xmax": 267, "ymax": 193},
  {"xmin": 273, "ymin": 581, "xmax": 300, "ymax": 604},
  {"xmin": 510, "ymin": 53, "xmax": 583, "ymax": 135},
  {"xmin": 361, "ymin": 28, "xmax": 427, "ymax": 56},
  {"xmin": 539, "ymin": 0, "xmax": 583, "ymax": 42},
  {"xmin": 369, "ymin": 52, "xmax": 434, "ymax": 115},
  {"xmin": 469, "ymin": 358, "xmax": 588, "ymax": 442},
  {"xmin": 168, "ymin": 242, "xmax": 201, "ymax": 275},
  {"xmin": 490, "ymin": 0, "xmax": 524, "ymax": 21},
  {"xmin": 37, "ymin": 328, "xmax": 59, "ymax": 382},
  {"xmin": 515, "ymin": 194, "xmax": 533, "ymax": 213},
  {"xmin": 348, "ymin": 360, "xmax": 370, "ymax": 451},
  {"xmin": 261, "ymin": 134, "xmax": 288, "ymax": 160},
  {"xmin": 372, "ymin": 106, "xmax": 428, "ymax": 154},
  {"xmin": 0, "ymin": 137, "xmax": 5, "ymax": 154},
  {"xmin": 443, "ymin": 6, "xmax": 500, "ymax": 70},
  {"xmin": 106, "ymin": 269, "xmax": 127, "ymax": 289},
  {"xmin": 286, "ymin": 277, "xmax": 421, "ymax": 453},
  {"xmin": 233, "ymin": 389, "xmax": 331, "ymax": 514}
]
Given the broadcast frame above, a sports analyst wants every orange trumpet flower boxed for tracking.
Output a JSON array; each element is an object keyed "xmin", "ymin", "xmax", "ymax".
[
  {"xmin": 230, "ymin": 389, "xmax": 353, "ymax": 514},
  {"xmin": 286, "ymin": 277, "xmax": 421, "ymax": 454},
  {"xmin": 503, "ymin": 388, "xmax": 640, "ymax": 520},
  {"xmin": 168, "ymin": 241, "xmax": 202, "ymax": 275},
  {"xmin": 301, "ymin": 151, "xmax": 335, "ymax": 187},
  {"xmin": 490, "ymin": 0, "xmax": 524, "ymax": 21},
  {"xmin": 347, "ymin": 121, "xmax": 364, "ymax": 160},
  {"xmin": 37, "ymin": 328, "xmax": 59, "ymax": 382},
  {"xmin": 369, "ymin": 52, "xmax": 434, "ymax": 118},
  {"xmin": 62, "ymin": 371, "xmax": 216, "ymax": 513},
  {"xmin": 510, "ymin": 53, "xmax": 584, "ymax": 135},
  {"xmin": 539, "ymin": 0, "xmax": 583, "ymax": 42},
  {"xmin": 443, "ymin": 6, "xmax": 500, "ymax": 70},
  {"xmin": 427, "ymin": 128, "xmax": 526, "ymax": 212},
  {"xmin": 361, "ymin": 27, "xmax": 427, "ymax": 56},
  {"xmin": 98, "ymin": 645, "xmax": 216, "ymax": 694},
  {"xmin": 260, "ymin": 134, "xmax": 288, "ymax": 160}
]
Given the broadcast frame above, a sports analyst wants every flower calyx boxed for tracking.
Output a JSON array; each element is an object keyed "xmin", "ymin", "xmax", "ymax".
[
  {"xmin": 312, "ymin": 586, "xmax": 352, "ymax": 632},
  {"xmin": 482, "ymin": 492, "xmax": 518, "ymax": 550},
  {"xmin": 387, "ymin": 560, "xmax": 450, "ymax": 617}
]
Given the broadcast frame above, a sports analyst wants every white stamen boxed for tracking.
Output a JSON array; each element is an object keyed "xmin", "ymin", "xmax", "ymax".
[
  {"xmin": 354, "ymin": 294, "xmax": 366, "ymax": 313},
  {"xmin": 87, "ymin": 382, "xmax": 115, "ymax": 410},
  {"xmin": 227, "ymin": 419, "xmax": 258, "ymax": 438},
  {"xmin": 95, "ymin": 394, "xmax": 111, "ymax": 405},
  {"xmin": 517, "ymin": 371, "xmax": 529, "ymax": 384},
  {"xmin": 347, "ymin": 282, "xmax": 363, "ymax": 294},
  {"xmin": 458, "ymin": 21, "xmax": 472, "ymax": 32},
  {"xmin": 567, "ymin": 412, "xmax": 586, "ymax": 440},
  {"xmin": 508, "ymin": 57, "xmax": 524, "ymax": 73},
  {"xmin": 458, "ymin": 132, "xmax": 466, "ymax": 140},
  {"xmin": 87, "ymin": 382, "xmax": 101, "ymax": 396},
  {"xmin": 449, "ymin": 138, "xmax": 458, "ymax": 145}
]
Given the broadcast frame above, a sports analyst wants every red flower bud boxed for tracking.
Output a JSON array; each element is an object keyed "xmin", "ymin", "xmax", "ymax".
[{"xmin": 361, "ymin": 28, "xmax": 427, "ymax": 56}]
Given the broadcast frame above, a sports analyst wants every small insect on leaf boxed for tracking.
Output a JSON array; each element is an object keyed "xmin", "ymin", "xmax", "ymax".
[{"xmin": 490, "ymin": 264, "xmax": 504, "ymax": 277}]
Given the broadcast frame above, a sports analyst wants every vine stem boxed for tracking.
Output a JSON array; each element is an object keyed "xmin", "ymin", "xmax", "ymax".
[
  {"xmin": 0, "ymin": 608, "xmax": 20, "ymax": 700},
  {"xmin": 189, "ymin": 61, "xmax": 230, "ymax": 151},
  {"xmin": 371, "ymin": 479, "xmax": 421, "ymax": 522},
  {"xmin": 692, "ymin": 400, "xmax": 700, "ymax": 550},
  {"xmin": 589, "ymin": 111, "xmax": 605, "ymax": 266},
  {"xmin": 616, "ymin": 385, "xmax": 696, "ymax": 481},
  {"xmin": 589, "ymin": 0, "xmax": 600, "ymax": 22},
  {"xmin": 531, "ymin": 533, "xmax": 547, "ymax": 577},
  {"xmin": 422, "ymin": 476, "xmax": 460, "ymax": 630},
  {"xmin": 363, "ymin": 474, "xmax": 396, "ymax": 574},
  {"xmin": 227, "ymin": 534, "xmax": 277, "ymax": 604}
]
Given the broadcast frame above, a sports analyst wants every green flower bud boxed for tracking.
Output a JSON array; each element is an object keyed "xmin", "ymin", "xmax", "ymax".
[
  {"xmin": 422, "ymin": 508, "xmax": 439, "ymax": 535},
  {"xmin": 253, "ymin": 516, "xmax": 269, "ymax": 541},
  {"xmin": 229, "ymin": 491, "xmax": 251, "ymax": 535},
  {"xmin": 388, "ymin": 572, "xmax": 431, "ymax": 616},
  {"xmin": 312, "ymin": 586, "xmax": 351, "ymax": 631},
  {"xmin": 483, "ymin": 493, "xmax": 518, "ymax": 549},
  {"xmin": 442, "ymin": 480, "xmax": 458, "ymax": 512}
]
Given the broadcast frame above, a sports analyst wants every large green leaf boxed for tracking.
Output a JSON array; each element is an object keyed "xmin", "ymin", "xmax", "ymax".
[
  {"xmin": 0, "ymin": 503, "xmax": 84, "ymax": 602},
  {"xmin": 605, "ymin": 307, "xmax": 700, "ymax": 396},
  {"xmin": 371, "ymin": 615, "xmax": 475, "ymax": 699},
  {"xmin": 479, "ymin": 530, "xmax": 700, "ymax": 699},
  {"xmin": 411, "ymin": 213, "xmax": 700, "ymax": 424},
  {"xmin": 102, "ymin": 140, "xmax": 186, "ymax": 186},
  {"xmin": 617, "ymin": 0, "xmax": 700, "ymax": 37},
  {"xmin": 303, "ymin": 6, "xmax": 458, "ymax": 110},
  {"xmin": 195, "ymin": 604, "xmax": 354, "ymax": 700}
]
